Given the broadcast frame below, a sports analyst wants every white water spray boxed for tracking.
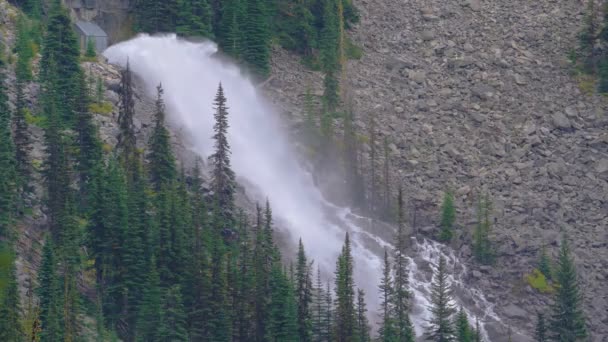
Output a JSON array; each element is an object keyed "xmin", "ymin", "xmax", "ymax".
[{"xmin": 104, "ymin": 34, "xmax": 502, "ymax": 339}]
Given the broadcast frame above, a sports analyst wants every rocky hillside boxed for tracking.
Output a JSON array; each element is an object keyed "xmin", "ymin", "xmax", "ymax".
[{"xmin": 264, "ymin": 0, "xmax": 607, "ymax": 339}]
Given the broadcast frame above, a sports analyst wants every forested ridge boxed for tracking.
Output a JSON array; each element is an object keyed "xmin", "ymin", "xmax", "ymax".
[{"xmin": 0, "ymin": 0, "xmax": 594, "ymax": 341}]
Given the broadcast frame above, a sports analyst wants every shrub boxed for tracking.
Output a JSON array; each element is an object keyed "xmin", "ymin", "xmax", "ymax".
[
  {"xmin": 525, "ymin": 268, "xmax": 554, "ymax": 294},
  {"xmin": 89, "ymin": 102, "xmax": 113, "ymax": 115}
]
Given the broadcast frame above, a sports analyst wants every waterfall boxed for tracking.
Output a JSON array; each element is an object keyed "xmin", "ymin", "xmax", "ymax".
[{"xmin": 104, "ymin": 34, "xmax": 502, "ymax": 340}]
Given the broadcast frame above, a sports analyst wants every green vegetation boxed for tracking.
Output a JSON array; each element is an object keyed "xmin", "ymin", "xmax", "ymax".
[
  {"xmin": 525, "ymin": 269, "xmax": 555, "ymax": 294},
  {"xmin": 473, "ymin": 194, "xmax": 494, "ymax": 265},
  {"xmin": 438, "ymin": 191, "xmax": 455, "ymax": 242}
]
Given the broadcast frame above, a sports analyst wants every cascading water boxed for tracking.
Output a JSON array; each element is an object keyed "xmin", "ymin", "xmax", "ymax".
[{"xmin": 104, "ymin": 34, "xmax": 503, "ymax": 340}]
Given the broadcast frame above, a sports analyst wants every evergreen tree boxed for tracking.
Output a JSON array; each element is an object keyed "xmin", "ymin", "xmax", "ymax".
[
  {"xmin": 136, "ymin": 259, "xmax": 162, "ymax": 342},
  {"xmin": 0, "ymin": 243, "xmax": 23, "ymax": 341},
  {"xmin": 208, "ymin": 235, "xmax": 232, "ymax": 341},
  {"xmin": 356, "ymin": 288, "xmax": 370, "ymax": 342},
  {"xmin": 0, "ymin": 43, "xmax": 16, "ymax": 240},
  {"xmin": 549, "ymin": 237, "xmax": 587, "ymax": 341},
  {"xmin": 158, "ymin": 285, "xmax": 189, "ymax": 341},
  {"xmin": 425, "ymin": 256, "xmax": 456, "ymax": 342},
  {"xmin": 439, "ymin": 191, "xmax": 455, "ymax": 242},
  {"xmin": 242, "ymin": 0, "xmax": 271, "ymax": 75},
  {"xmin": 334, "ymin": 232, "xmax": 356, "ymax": 342},
  {"xmin": 217, "ymin": 0, "xmax": 244, "ymax": 57},
  {"xmin": 319, "ymin": 0, "xmax": 340, "ymax": 111},
  {"xmin": 37, "ymin": 238, "xmax": 63, "ymax": 342},
  {"xmin": 312, "ymin": 266, "xmax": 330, "ymax": 342},
  {"xmin": 538, "ymin": 245, "xmax": 552, "ymax": 280},
  {"xmin": 266, "ymin": 264, "xmax": 299, "ymax": 341},
  {"xmin": 117, "ymin": 62, "xmax": 138, "ymax": 177},
  {"xmin": 378, "ymin": 249, "xmax": 396, "ymax": 342},
  {"xmin": 147, "ymin": 84, "xmax": 176, "ymax": 189},
  {"xmin": 579, "ymin": 0, "xmax": 598, "ymax": 73},
  {"xmin": 85, "ymin": 38, "xmax": 97, "ymax": 58},
  {"xmin": 209, "ymin": 84, "xmax": 236, "ymax": 222},
  {"xmin": 393, "ymin": 187, "xmax": 415, "ymax": 341},
  {"xmin": 535, "ymin": 312, "xmax": 546, "ymax": 342},
  {"xmin": 473, "ymin": 194, "xmax": 493, "ymax": 265},
  {"xmin": 472, "ymin": 317, "xmax": 481, "ymax": 342},
  {"xmin": 454, "ymin": 307, "xmax": 471, "ymax": 342},
  {"xmin": 296, "ymin": 239, "xmax": 313, "ymax": 342},
  {"xmin": 40, "ymin": 0, "xmax": 82, "ymax": 124}
]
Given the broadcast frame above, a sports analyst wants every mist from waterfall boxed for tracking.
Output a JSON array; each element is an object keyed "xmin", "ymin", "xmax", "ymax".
[{"xmin": 104, "ymin": 34, "xmax": 502, "ymax": 339}]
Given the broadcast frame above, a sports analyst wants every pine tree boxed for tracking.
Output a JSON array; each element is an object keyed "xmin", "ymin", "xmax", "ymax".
[
  {"xmin": 136, "ymin": 259, "xmax": 162, "ymax": 342},
  {"xmin": 158, "ymin": 285, "xmax": 189, "ymax": 341},
  {"xmin": 549, "ymin": 237, "xmax": 587, "ymax": 341},
  {"xmin": 356, "ymin": 289, "xmax": 370, "ymax": 342},
  {"xmin": 117, "ymin": 62, "xmax": 138, "ymax": 177},
  {"xmin": 579, "ymin": 0, "xmax": 598, "ymax": 73},
  {"xmin": 147, "ymin": 84, "xmax": 176, "ymax": 189},
  {"xmin": 334, "ymin": 232, "xmax": 356, "ymax": 342},
  {"xmin": 538, "ymin": 245, "xmax": 552, "ymax": 280},
  {"xmin": 209, "ymin": 83, "xmax": 236, "ymax": 222},
  {"xmin": 378, "ymin": 249, "xmax": 396, "ymax": 342},
  {"xmin": 535, "ymin": 312, "xmax": 546, "ymax": 342},
  {"xmin": 454, "ymin": 307, "xmax": 471, "ymax": 342},
  {"xmin": 320, "ymin": 0, "xmax": 340, "ymax": 111},
  {"xmin": 312, "ymin": 266, "xmax": 330, "ymax": 342},
  {"xmin": 242, "ymin": 0, "xmax": 271, "ymax": 75},
  {"xmin": 40, "ymin": 0, "xmax": 82, "ymax": 124},
  {"xmin": 393, "ymin": 187, "xmax": 415, "ymax": 341},
  {"xmin": 473, "ymin": 194, "xmax": 493, "ymax": 265},
  {"xmin": 425, "ymin": 256, "xmax": 456, "ymax": 342},
  {"xmin": 266, "ymin": 264, "xmax": 298, "ymax": 342},
  {"xmin": 217, "ymin": 0, "xmax": 244, "ymax": 57},
  {"xmin": 13, "ymin": 22, "xmax": 31, "ymax": 191},
  {"xmin": 439, "ymin": 191, "xmax": 455, "ymax": 242},
  {"xmin": 85, "ymin": 38, "xmax": 97, "ymax": 58},
  {"xmin": 0, "ymin": 43, "xmax": 16, "ymax": 240},
  {"xmin": 0, "ymin": 243, "xmax": 23, "ymax": 341},
  {"xmin": 208, "ymin": 235, "xmax": 232, "ymax": 342},
  {"xmin": 295, "ymin": 239, "xmax": 313, "ymax": 342},
  {"xmin": 37, "ymin": 238, "xmax": 63, "ymax": 342}
]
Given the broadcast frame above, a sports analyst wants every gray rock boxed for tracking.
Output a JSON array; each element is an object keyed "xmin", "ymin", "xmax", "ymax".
[
  {"xmin": 503, "ymin": 304, "xmax": 528, "ymax": 320},
  {"xmin": 421, "ymin": 30, "xmax": 435, "ymax": 41},
  {"xmin": 464, "ymin": 0, "xmax": 481, "ymax": 11},
  {"xmin": 408, "ymin": 70, "xmax": 426, "ymax": 83},
  {"xmin": 551, "ymin": 112, "xmax": 572, "ymax": 130},
  {"xmin": 471, "ymin": 84, "xmax": 496, "ymax": 100},
  {"xmin": 595, "ymin": 159, "xmax": 608, "ymax": 174}
]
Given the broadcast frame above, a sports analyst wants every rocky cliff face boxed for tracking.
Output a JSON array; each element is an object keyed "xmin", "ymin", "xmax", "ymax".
[{"xmin": 264, "ymin": 0, "xmax": 607, "ymax": 339}]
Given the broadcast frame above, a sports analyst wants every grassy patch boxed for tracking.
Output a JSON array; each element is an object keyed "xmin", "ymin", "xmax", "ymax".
[
  {"xmin": 89, "ymin": 102, "xmax": 113, "ymax": 115},
  {"xmin": 345, "ymin": 38, "xmax": 363, "ymax": 60},
  {"xmin": 81, "ymin": 56, "xmax": 98, "ymax": 63},
  {"xmin": 576, "ymin": 74, "xmax": 596, "ymax": 96},
  {"xmin": 24, "ymin": 109, "xmax": 47, "ymax": 127},
  {"xmin": 525, "ymin": 268, "xmax": 555, "ymax": 294},
  {"xmin": 102, "ymin": 143, "xmax": 112, "ymax": 153}
]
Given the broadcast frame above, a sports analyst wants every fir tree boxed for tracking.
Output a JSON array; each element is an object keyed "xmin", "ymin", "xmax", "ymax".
[
  {"xmin": 0, "ymin": 243, "xmax": 23, "ymax": 341},
  {"xmin": 319, "ymin": 0, "xmax": 340, "ymax": 111},
  {"xmin": 158, "ymin": 285, "xmax": 189, "ymax": 341},
  {"xmin": 147, "ymin": 84, "xmax": 176, "ymax": 189},
  {"xmin": 312, "ymin": 266, "xmax": 330, "ymax": 342},
  {"xmin": 37, "ymin": 238, "xmax": 63, "ymax": 342},
  {"xmin": 117, "ymin": 62, "xmax": 138, "ymax": 177},
  {"xmin": 85, "ymin": 38, "xmax": 97, "ymax": 58},
  {"xmin": 40, "ymin": 0, "xmax": 82, "ymax": 124},
  {"xmin": 579, "ymin": 0, "xmax": 598, "ymax": 73},
  {"xmin": 218, "ymin": 0, "xmax": 243, "ymax": 57},
  {"xmin": 549, "ymin": 237, "xmax": 587, "ymax": 341},
  {"xmin": 266, "ymin": 264, "xmax": 299, "ymax": 341},
  {"xmin": 425, "ymin": 256, "xmax": 456, "ymax": 342},
  {"xmin": 439, "ymin": 191, "xmax": 455, "ymax": 242},
  {"xmin": 473, "ymin": 194, "xmax": 493, "ymax": 265},
  {"xmin": 356, "ymin": 288, "xmax": 370, "ymax": 342},
  {"xmin": 538, "ymin": 245, "xmax": 552, "ymax": 280},
  {"xmin": 394, "ymin": 187, "xmax": 415, "ymax": 341},
  {"xmin": 208, "ymin": 235, "xmax": 232, "ymax": 341},
  {"xmin": 242, "ymin": 0, "xmax": 271, "ymax": 76},
  {"xmin": 535, "ymin": 312, "xmax": 546, "ymax": 342},
  {"xmin": 454, "ymin": 307, "xmax": 471, "ymax": 342},
  {"xmin": 296, "ymin": 239, "xmax": 313, "ymax": 342},
  {"xmin": 334, "ymin": 232, "xmax": 356, "ymax": 342},
  {"xmin": 0, "ymin": 44, "xmax": 16, "ymax": 240},
  {"xmin": 136, "ymin": 259, "xmax": 162, "ymax": 342},
  {"xmin": 378, "ymin": 249, "xmax": 396, "ymax": 342},
  {"xmin": 209, "ymin": 83, "xmax": 236, "ymax": 222}
]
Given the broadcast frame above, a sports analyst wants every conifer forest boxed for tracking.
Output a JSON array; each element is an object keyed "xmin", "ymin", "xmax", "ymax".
[{"xmin": 0, "ymin": 0, "xmax": 604, "ymax": 341}]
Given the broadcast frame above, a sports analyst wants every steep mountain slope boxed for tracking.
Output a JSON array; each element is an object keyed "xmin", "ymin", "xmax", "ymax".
[{"xmin": 265, "ymin": 0, "xmax": 607, "ymax": 339}]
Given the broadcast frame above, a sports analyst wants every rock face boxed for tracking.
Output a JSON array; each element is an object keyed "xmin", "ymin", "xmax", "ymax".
[{"xmin": 264, "ymin": 0, "xmax": 608, "ymax": 339}]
